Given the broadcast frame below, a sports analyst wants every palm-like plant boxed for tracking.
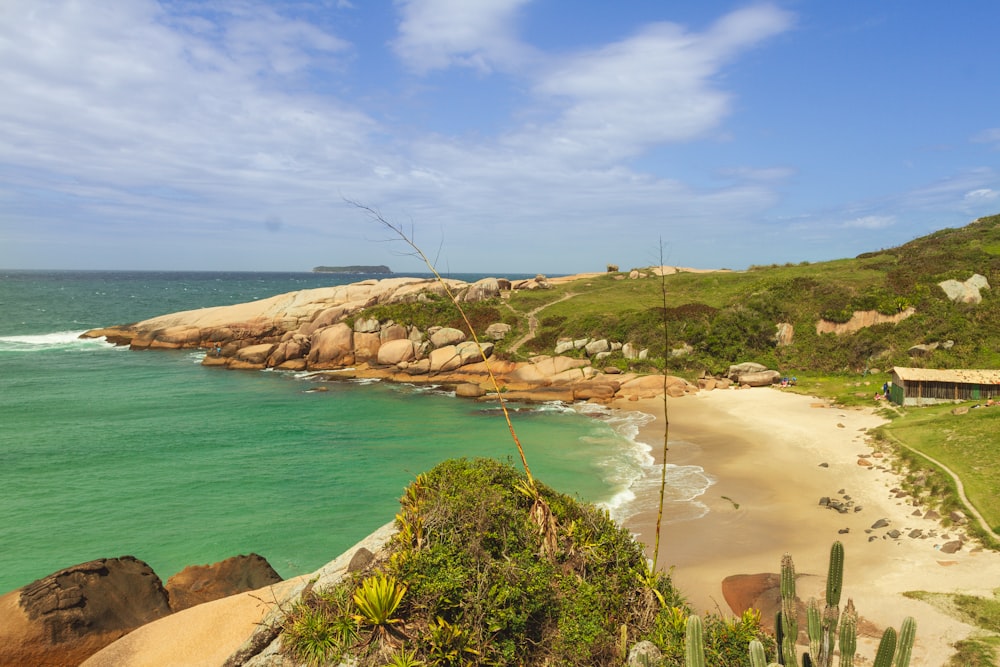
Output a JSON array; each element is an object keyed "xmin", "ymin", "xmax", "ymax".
[{"xmin": 353, "ymin": 573, "xmax": 408, "ymax": 643}]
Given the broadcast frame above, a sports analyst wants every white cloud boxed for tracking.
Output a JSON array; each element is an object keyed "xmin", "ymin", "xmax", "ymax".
[
  {"xmin": 392, "ymin": 0, "xmax": 535, "ymax": 73},
  {"xmin": 973, "ymin": 128, "xmax": 1000, "ymax": 148},
  {"xmin": 965, "ymin": 188, "xmax": 998, "ymax": 202},
  {"xmin": 842, "ymin": 215, "xmax": 896, "ymax": 230},
  {"xmin": 512, "ymin": 4, "xmax": 794, "ymax": 163}
]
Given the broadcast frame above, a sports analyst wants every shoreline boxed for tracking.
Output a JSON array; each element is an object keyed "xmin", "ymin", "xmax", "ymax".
[{"xmin": 615, "ymin": 387, "xmax": 1000, "ymax": 666}]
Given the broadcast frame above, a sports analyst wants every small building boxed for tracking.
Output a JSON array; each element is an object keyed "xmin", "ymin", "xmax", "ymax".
[{"xmin": 890, "ymin": 366, "xmax": 1000, "ymax": 406}]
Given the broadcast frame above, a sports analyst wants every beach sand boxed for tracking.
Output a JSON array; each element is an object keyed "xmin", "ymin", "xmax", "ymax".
[
  {"xmin": 83, "ymin": 385, "xmax": 1000, "ymax": 666},
  {"xmin": 619, "ymin": 387, "xmax": 1000, "ymax": 666}
]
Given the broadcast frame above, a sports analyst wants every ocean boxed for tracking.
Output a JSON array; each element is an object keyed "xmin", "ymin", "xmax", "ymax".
[{"xmin": 0, "ymin": 270, "xmax": 711, "ymax": 594}]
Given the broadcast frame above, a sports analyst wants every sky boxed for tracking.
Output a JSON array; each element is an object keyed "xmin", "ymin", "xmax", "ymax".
[{"xmin": 1, "ymin": 1, "xmax": 999, "ymax": 275}]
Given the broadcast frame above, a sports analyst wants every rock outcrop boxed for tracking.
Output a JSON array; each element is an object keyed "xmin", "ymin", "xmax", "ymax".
[
  {"xmin": 165, "ymin": 554, "xmax": 283, "ymax": 612},
  {"xmin": 0, "ymin": 557, "xmax": 172, "ymax": 667},
  {"xmin": 82, "ymin": 276, "xmax": 714, "ymax": 405},
  {"xmin": 939, "ymin": 273, "xmax": 990, "ymax": 304}
]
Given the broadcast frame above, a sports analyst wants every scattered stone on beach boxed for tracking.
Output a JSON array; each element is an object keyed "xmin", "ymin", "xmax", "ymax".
[
  {"xmin": 949, "ymin": 510, "xmax": 969, "ymax": 525},
  {"xmin": 924, "ymin": 510, "xmax": 941, "ymax": 521},
  {"xmin": 887, "ymin": 529, "xmax": 901, "ymax": 539},
  {"xmin": 819, "ymin": 462, "xmax": 829, "ymax": 467},
  {"xmin": 871, "ymin": 518, "xmax": 890, "ymax": 529},
  {"xmin": 909, "ymin": 529, "xmax": 924, "ymax": 539},
  {"xmin": 857, "ymin": 458, "xmax": 872, "ymax": 467},
  {"xmin": 819, "ymin": 496, "xmax": 831, "ymax": 506},
  {"xmin": 940, "ymin": 541, "xmax": 963, "ymax": 554},
  {"xmin": 839, "ymin": 528, "xmax": 850, "ymax": 534}
]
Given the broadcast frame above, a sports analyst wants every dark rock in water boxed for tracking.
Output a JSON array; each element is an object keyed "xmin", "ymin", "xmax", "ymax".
[
  {"xmin": 0, "ymin": 556, "xmax": 172, "ymax": 667},
  {"xmin": 165, "ymin": 554, "xmax": 282, "ymax": 612}
]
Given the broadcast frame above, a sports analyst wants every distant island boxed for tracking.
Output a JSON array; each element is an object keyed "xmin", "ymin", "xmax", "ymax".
[{"xmin": 312, "ymin": 265, "xmax": 392, "ymax": 274}]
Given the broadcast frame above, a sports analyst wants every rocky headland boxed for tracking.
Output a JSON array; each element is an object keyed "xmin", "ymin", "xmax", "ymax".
[{"xmin": 81, "ymin": 275, "xmax": 721, "ymax": 403}]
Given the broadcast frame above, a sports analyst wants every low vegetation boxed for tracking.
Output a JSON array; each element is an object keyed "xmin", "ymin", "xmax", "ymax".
[
  {"xmin": 279, "ymin": 458, "xmax": 773, "ymax": 666},
  {"xmin": 902, "ymin": 589, "xmax": 1000, "ymax": 666}
]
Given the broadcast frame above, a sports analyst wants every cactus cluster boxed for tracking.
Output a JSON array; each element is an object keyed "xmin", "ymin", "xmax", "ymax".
[{"xmin": 682, "ymin": 542, "xmax": 916, "ymax": 667}]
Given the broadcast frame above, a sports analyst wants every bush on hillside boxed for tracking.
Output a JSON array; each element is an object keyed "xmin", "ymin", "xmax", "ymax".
[{"xmin": 279, "ymin": 458, "xmax": 773, "ymax": 666}]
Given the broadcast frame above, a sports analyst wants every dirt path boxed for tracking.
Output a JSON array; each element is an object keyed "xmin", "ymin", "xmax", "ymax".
[
  {"xmin": 505, "ymin": 292, "xmax": 577, "ymax": 355},
  {"xmin": 889, "ymin": 434, "xmax": 1000, "ymax": 540}
]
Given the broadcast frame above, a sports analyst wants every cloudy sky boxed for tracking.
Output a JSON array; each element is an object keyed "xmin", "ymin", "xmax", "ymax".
[{"xmin": 1, "ymin": 1, "xmax": 998, "ymax": 274}]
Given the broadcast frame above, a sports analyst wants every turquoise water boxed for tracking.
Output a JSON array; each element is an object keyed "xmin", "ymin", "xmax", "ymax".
[{"xmin": 0, "ymin": 271, "xmax": 709, "ymax": 594}]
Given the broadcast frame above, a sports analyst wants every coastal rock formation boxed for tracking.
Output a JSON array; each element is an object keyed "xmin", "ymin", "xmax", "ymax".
[
  {"xmin": 81, "ymin": 276, "xmax": 713, "ymax": 405},
  {"xmin": 165, "ymin": 554, "xmax": 283, "ymax": 612},
  {"xmin": 0, "ymin": 557, "xmax": 172, "ymax": 667}
]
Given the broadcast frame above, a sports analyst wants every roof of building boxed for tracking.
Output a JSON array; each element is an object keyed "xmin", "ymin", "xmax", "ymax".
[{"xmin": 893, "ymin": 366, "xmax": 1000, "ymax": 384}]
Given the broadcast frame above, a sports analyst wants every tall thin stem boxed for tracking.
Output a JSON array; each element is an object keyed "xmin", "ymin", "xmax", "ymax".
[
  {"xmin": 348, "ymin": 200, "xmax": 536, "ymax": 489},
  {"xmin": 652, "ymin": 242, "xmax": 670, "ymax": 573}
]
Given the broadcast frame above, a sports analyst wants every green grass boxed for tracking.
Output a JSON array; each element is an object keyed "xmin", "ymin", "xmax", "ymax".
[
  {"xmin": 880, "ymin": 406, "xmax": 1000, "ymax": 533},
  {"xmin": 903, "ymin": 589, "xmax": 1000, "ymax": 666}
]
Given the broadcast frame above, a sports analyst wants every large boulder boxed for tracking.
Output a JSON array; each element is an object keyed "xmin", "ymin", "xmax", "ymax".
[
  {"xmin": 308, "ymin": 323, "xmax": 354, "ymax": 367},
  {"xmin": 727, "ymin": 362, "xmax": 767, "ymax": 381},
  {"xmin": 429, "ymin": 327, "xmax": 466, "ymax": 348},
  {"xmin": 165, "ymin": 554, "xmax": 282, "ymax": 612},
  {"xmin": 738, "ymin": 370, "xmax": 781, "ymax": 387},
  {"xmin": 377, "ymin": 339, "xmax": 417, "ymax": 366},
  {"xmin": 352, "ymin": 332, "xmax": 381, "ymax": 363},
  {"xmin": 460, "ymin": 277, "xmax": 500, "ymax": 302},
  {"xmin": 0, "ymin": 557, "xmax": 172, "ymax": 667},
  {"xmin": 939, "ymin": 273, "xmax": 990, "ymax": 304},
  {"xmin": 428, "ymin": 345, "xmax": 463, "ymax": 373}
]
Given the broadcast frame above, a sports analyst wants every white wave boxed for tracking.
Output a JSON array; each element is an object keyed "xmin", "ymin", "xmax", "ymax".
[{"xmin": 0, "ymin": 330, "xmax": 114, "ymax": 352}]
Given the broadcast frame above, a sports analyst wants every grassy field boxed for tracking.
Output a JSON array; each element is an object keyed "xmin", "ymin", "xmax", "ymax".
[{"xmin": 879, "ymin": 404, "xmax": 1000, "ymax": 536}]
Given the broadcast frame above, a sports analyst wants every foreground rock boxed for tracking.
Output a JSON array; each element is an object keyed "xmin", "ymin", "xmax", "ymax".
[
  {"xmin": 0, "ymin": 557, "xmax": 172, "ymax": 667},
  {"xmin": 165, "ymin": 554, "xmax": 283, "ymax": 612},
  {"xmin": 0, "ymin": 554, "xmax": 283, "ymax": 666}
]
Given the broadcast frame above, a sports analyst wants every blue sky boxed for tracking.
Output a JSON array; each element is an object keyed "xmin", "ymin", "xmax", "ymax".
[{"xmin": 1, "ymin": 1, "xmax": 998, "ymax": 274}]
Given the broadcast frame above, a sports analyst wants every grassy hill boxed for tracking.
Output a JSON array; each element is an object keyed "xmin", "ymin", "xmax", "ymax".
[{"xmin": 477, "ymin": 213, "xmax": 1000, "ymax": 377}]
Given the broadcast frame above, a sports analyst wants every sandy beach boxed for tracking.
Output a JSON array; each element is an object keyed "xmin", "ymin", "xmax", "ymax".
[
  {"xmin": 82, "ymin": 385, "xmax": 1000, "ymax": 666},
  {"xmin": 619, "ymin": 387, "xmax": 1000, "ymax": 666}
]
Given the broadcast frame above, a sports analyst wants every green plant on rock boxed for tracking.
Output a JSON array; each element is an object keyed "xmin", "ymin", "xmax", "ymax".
[
  {"xmin": 353, "ymin": 573, "xmax": 408, "ymax": 643},
  {"xmin": 282, "ymin": 585, "xmax": 358, "ymax": 666},
  {"xmin": 384, "ymin": 645, "xmax": 424, "ymax": 667}
]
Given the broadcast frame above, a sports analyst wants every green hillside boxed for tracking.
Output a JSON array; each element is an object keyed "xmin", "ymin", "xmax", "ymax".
[{"xmin": 496, "ymin": 213, "xmax": 1000, "ymax": 376}]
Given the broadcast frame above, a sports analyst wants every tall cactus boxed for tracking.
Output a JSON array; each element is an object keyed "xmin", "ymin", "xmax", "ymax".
[
  {"xmin": 837, "ymin": 599, "xmax": 857, "ymax": 667},
  {"xmin": 872, "ymin": 627, "xmax": 897, "ymax": 667},
  {"xmin": 825, "ymin": 541, "xmax": 844, "ymax": 606},
  {"xmin": 806, "ymin": 599, "xmax": 822, "ymax": 661},
  {"xmin": 894, "ymin": 617, "xmax": 916, "ymax": 667},
  {"xmin": 684, "ymin": 615, "xmax": 706, "ymax": 667},
  {"xmin": 779, "ymin": 553, "xmax": 798, "ymax": 666},
  {"xmin": 819, "ymin": 541, "xmax": 845, "ymax": 667}
]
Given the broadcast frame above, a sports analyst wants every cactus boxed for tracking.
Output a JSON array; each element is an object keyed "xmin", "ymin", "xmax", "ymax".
[
  {"xmin": 872, "ymin": 627, "xmax": 897, "ymax": 667},
  {"xmin": 819, "ymin": 541, "xmax": 845, "ymax": 667},
  {"xmin": 837, "ymin": 599, "xmax": 857, "ymax": 667},
  {"xmin": 749, "ymin": 639, "xmax": 768, "ymax": 667},
  {"xmin": 894, "ymin": 617, "xmax": 916, "ymax": 667},
  {"xmin": 806, "ymin": 598, "xmax": 822, "ymax": 661},
  {"xmin": 825, "ymin": 541, "xmax": 844, "ymax": 606},
  {"xmin": 779, "ymin": 553, "xmax": 798, "ymax": 666},
  {"xmin": 684, "ymin": 615, "xmax": 706, "ymax": 667}
]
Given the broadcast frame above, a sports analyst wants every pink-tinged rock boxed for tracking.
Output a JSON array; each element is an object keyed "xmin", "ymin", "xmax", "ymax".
[
  {"xmin": 377, "ymin": 339, "xmax": 417, "ymax": 365},
  {"xmin": 353, "ymin": 332, "xmax": 381, "ymax": 362},
  {"xmin": 429, "ymin": 345, "xmax": 463, "ymax": 373},
  {"xmin": 380, "ymin": 324, "xmax": 408, "ymax": 343},
  {"xmin": 429, "ymin": 327, "xmax": 466, "ymax": 348},
  {"xmin": 308, "ymin": 323, "xmax": 354, "ymax": 366},
  {"xmin": 235, "ymin": 343, "xmax": 277, "ymax": 365}
]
